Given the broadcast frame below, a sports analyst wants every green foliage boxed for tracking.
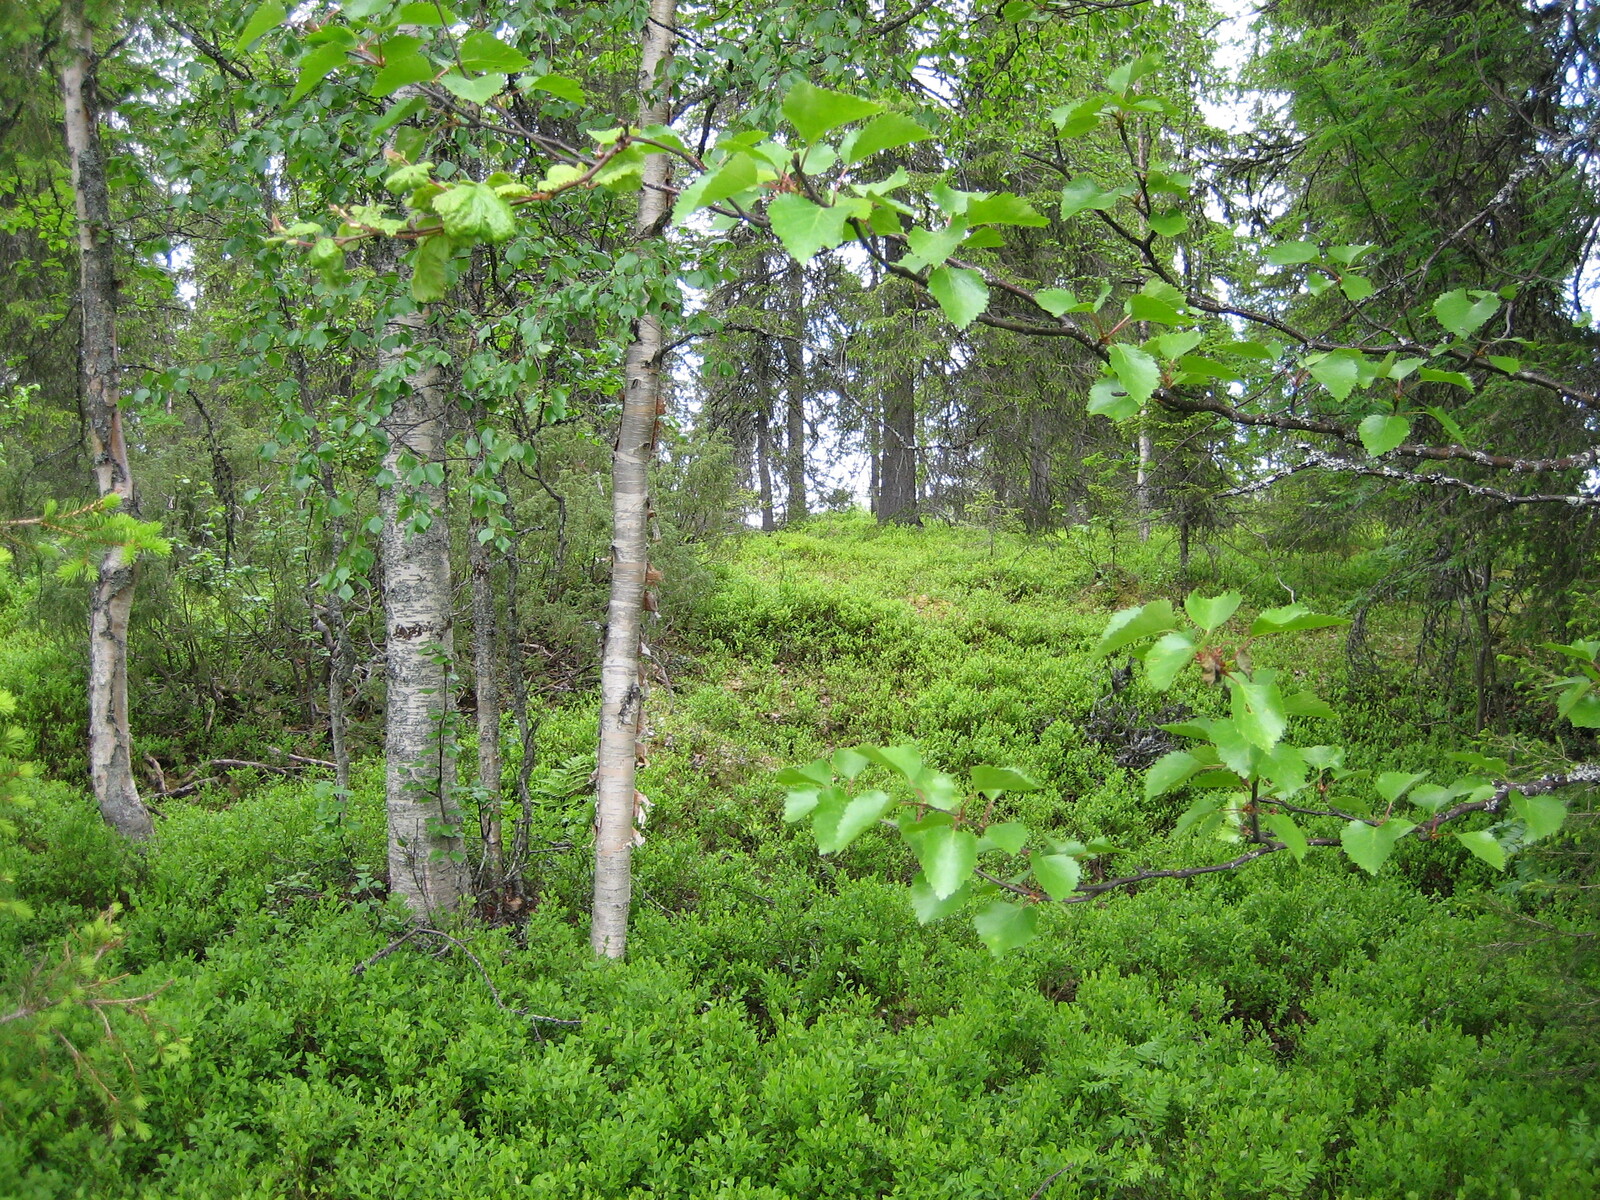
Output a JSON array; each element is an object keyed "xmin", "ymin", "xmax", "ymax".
[{"xmin": 3, "ymin": 519, "xmax": 1598, "ymax": 1196}]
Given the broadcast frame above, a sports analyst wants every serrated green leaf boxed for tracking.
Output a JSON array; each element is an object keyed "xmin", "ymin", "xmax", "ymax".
[
  {"xmin": 433, "ymin": 181, "xmax": 516, "ymax": 243},
  {"xmin": 1329, "ymin": 243, "xmax": 1375, "ymax": 266},
  {"xmin": 1050, "ymin": 94, "xmax": 1106, "ymax": 136},
  {"xmin": 440, "ymin": 71, "xmax": 508, "ymax": 105},
  {"xmin": 1455, "ymin": 829, "xmax": 1507, "ymax": 870},
  {"xmin": 457, "ymin": 30, "xmax": 532, "ymax": 73},
  {"xmin": 1106, "ymin": 50, "xmax": 1161, "ymax": 97},
  {"xmin": 911, "ymin": 825, "xmax": 979, "ymax": 899},
  {"xmin": 910, "ymin": 873, "xmax": 971, "ymax": 923},
  {"xmin": 976, "ymin": 822, "xmax": 1029, "ymax": 855},
  {"xmin": 1087, "ymin": 379, "xmax": 1137, "ymax": 421},
  {"xmin": 782, "ymin": 80, "xmax": 881, "ymax": 143},
  {"xmin": 1184, "ymin": 591, "xmax": 1241, "ymax": 634},
  {"xmin": 832, "ymin": 747, "xmax": 871, "ymax": 780},
  {"xmin": 234, "ymin": 1, "xmax": 286, "ymax": 53},
  {"xmin": 970, "ymin": 765, "xmax": 1042, "ymax": 799},
  {"xmin": 529, "ymin": 73, "xmax": 585, "ymax": 103},
  {"xmin": 1230, "ymin": 674, "xmax": 1287, "ymax": 751},
  {"xmin": 1264, "ymin": 812, "xmax": 1308, "ymax": 861},
  {"xmin": 1282, "ymin": 690, "xmax": 1336, "ymax": 719},
  {"xmin": 1032, "ymin": 853, "xmax": 1081, "ymax": 900},
  {"xmin": 397, "ymin": 2, "xmax": 456, "ymax": 23},
  {"xmin": 843, "ymin": 112, "xmax": 931, "ymax": 163},
  {"xmin": 814, "ymin": 789, "xmax": 894, "ymax": 852},
  {"xmin": 291, "ymin": 42, "xmax": 350, "ymax": 103},
  {"xmin": 1127, "ymin": 293, "xmax": 1184, "ymax": 326},
  {"xmin": 1511, "ymin": 792, "xmax": 1565, "ymax": 842},
  {"xmin": 1144, "ymin": 630, "xmax": 1199, "ymax": 690},
  {"xmin": 1308, "ymin": 350, "xmax": 1361, "ymax": 401},
  {"xmin": 385, "ymin": 162, "xmax": 434, "ymax": 194},
  {"xmin": 1423, "ymin": 405, "xmax": 1468, "ymax": 447},
  {"xmin": 1060, "ymin": 177, "xmax": 1122, "ymax": 217},
  {"xmin": 767, "ymin": 194, "xmax": 850, "ymax": 264},
  {"xmin": 672, "ymin": 153, "xmax": 762, "ymax": 222},
  {"xmin": 1149, "ymin": 209, "xmax": 1187, "ymax": 237},
  {"xmin": 1036, "ymin": 288, "xmax": 1088, "ymax": 317},
  {"xmin": 1175, "ymin": 793, "xmax": 1227, "ymax": 836},
  {"xmin": 905, "ymin": 220, "xmax": 967, "ymax": 269},
  {"xmin": 372, "ymin": 47, "xmax": 435, "ymax": 97},
  {"xmin": 1341, "ymin": 819, "xmax": 1415, "ymax": 875},
  {"xmin": 1358, "ymin": 413, "xmax": 1410, "ymax": 456},
  {"xmin": 973, "ymin": 899, "xmax": 1039, "ymax": 955},
  {"xmin": 1154, "ymin": 330, "xmax": 1203, "ymax": 360},
  {"xmin": 964, "ymin": 193, "xmax": 1048, "ymax": 227},
  {"xmin": 860, "ymin": 745, "xmax": 922, "ymax": 780},
  {"xmin": 775, "ymin": 758, "xmax": 832, "ymax": 787},
  {"xmin": 1097, "ymin": 598, "xmax": 1178, "ymax": 656},
  {"xmin": 928, "ymin": 266, "xmax": 989, "ymax": 329},
  {"xmin": 1417, "ymin": 367, "xmax": 1474, "ymax": 391},
  {"xmin": 1260, "ymin": 743, "xmax": 1308, "ymax": 795},
  {"xmin": 1108, "ymin": 343, "xmax": 1160, "ymax": 404},
  {"xmin": 783, "ymin": 787, "xmax": 820, "ymax": 821},
  {"xmin": 1266, "ymin": 240, "xmax": 1319, "ymax": 265},
  {"xmin": 1433, "ymin": 288, "xmax": 1501, "ymax": 339},
  {"xmin": 1375, "ymin": 770, "xmax": 1428, "ymax": 804},
  {"xmin": 1487, "ymin": 354, "xmax": 1522, "ymax": 373},
  {"xmin": 1340, "ymin": 274, "xmax": 1375, "ymax": 302},
  {"xmin": 1249, "ymin": 604, "xmax": 1349, "ymax": 636},
  {"xmin": 916, "ymin": 769, "xmax": 962, "ymax": 812},
  {"xmin": 1145, "ymin": 750, "xmax": 1202, "ymax": 800}
]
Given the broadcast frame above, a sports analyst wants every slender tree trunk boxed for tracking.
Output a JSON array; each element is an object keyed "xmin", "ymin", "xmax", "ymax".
[
  {"xmin": 502, "ymin": 495, "xmax": 536, "ymax": 903},
  {"xmin": 1136, "ymin": 426, "xmax": 1152, "ymax": 543},
  {"xmin": 782, "ymin": 262, "xmax": 807, "ymax": 524},
  {"xmin": 879, "ymin": 373, "xmax": 918, "ymax": 525},
  {"xmin": 591, "ymin": 0, "xmax": 676, "ymax": 959},
  {"xmin": 279, "ymin": 298, "xmax": 353, "ymax": 794},
  {"xmin": 867, "ymin": 402, "xmax": 880, "ymax": 517},
  {"xmin": 469, "ymin": 418, "xmax": 504, "ymax": 890},
  {"xmin": 378, "ymin": 302, "xmax": 466, "ymax": 918},
  {"xmin": 61, "ymin": 0, "xmax": 152, "ymax": 841},
  {"xmin": 756, "ymin": 409, "xmax": 776, "ymax": 532}
]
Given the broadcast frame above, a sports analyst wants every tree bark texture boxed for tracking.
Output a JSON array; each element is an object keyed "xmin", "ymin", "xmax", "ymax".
[
  {"xmin": 61, "ymin": 0, "xmax": 153, "ymax": 841},
  {"xmin": 378, "ymin": 305, "xmax": 467, "ymax": 919},
  {"xmin": 591, "ymin": 0, "xmax": 676, "ymax": 959},
  {"xmin": 879, "ymin": 372, "xmax": 918, "ymax": 525}
]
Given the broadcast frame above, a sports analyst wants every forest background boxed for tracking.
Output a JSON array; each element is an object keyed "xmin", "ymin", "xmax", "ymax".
[{"xmin": 3, "ymin": 0, "xmax": 1600, "ymax": 1195}]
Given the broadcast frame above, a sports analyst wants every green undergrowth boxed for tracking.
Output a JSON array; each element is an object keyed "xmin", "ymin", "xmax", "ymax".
[{"xmin": 3, "ymin": 515, "xmax": 1596, "ymax": 1198}]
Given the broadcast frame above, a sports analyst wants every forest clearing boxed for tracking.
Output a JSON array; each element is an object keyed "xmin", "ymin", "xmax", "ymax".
[{"xmin": 4, "ymin": 0, "xmax": 1600, "ymax": 1195}]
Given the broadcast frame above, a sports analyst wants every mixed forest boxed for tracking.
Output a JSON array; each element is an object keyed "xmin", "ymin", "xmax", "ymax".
[{"xmin": 4, "ymin": 0, "xmax": 1600, "ymax": 1195}]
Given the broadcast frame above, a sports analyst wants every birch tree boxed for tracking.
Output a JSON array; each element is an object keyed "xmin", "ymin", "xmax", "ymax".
[
  {"xmin": 60, "ymin": 0, "xmax": 153, "ymax": 841},
  {"xmin": 377, "ymin": 298, "xmax": 467, "ymax": 917},
  {"xmin": 590, "ymin": 0, "xmax": 678, "ymax": 959}
]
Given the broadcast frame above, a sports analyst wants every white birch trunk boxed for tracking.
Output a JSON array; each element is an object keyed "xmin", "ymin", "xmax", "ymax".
[
  {"xmin": 591, "ymin": 0, "xmax": 677, "ymax": 959},
  {"xmin": 61, "ymin": 0, "xmax": 153, "ymax": 841},
  {"xmin": 379, "ymin": 304, "xmax": 467, "ymax": 918}
]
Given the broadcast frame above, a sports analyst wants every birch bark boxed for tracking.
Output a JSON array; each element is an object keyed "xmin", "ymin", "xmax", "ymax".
[
  {"xmin": 591, "ymin": 0, "xmax": 677, "ymax": 958},
  {"xmin": 61, "ymin": 0, "xmax": 153, "ymax": 841},
  {"xmin": 378, "ymin": 303, "xmax": 467, "ymax": 918}
]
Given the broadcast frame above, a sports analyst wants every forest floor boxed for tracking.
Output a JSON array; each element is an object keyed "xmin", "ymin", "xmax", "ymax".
[{"xmin": 4, "ymin": 514, "xmax": 1599, "ymax": 1198}]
